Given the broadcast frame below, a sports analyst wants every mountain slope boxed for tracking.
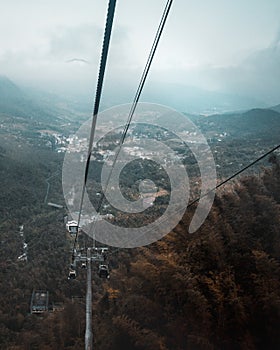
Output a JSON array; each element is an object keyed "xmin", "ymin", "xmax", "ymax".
[
  {"xmin": 0, "ymin": 76, "xmax": 69, "ymax": 126},
  {"xmin": 197, "ymin": 107, "xmax": 280, "ymax": 139},
  {"xmin": 271, "ymin": 104, "xmax": 280, "ymax": 113},
  {"xmin": 94, "ymin": 161, "xmax": 280, "ymax": 350}
]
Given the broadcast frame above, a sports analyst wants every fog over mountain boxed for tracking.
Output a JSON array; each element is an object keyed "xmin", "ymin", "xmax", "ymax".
[
  {"xmin": 0, "ymin": 0, "xmax": 280, "ymax": 113},
  {"xmin": 1, "ymin": 2, "xmax": 280, "ymax": 349}
]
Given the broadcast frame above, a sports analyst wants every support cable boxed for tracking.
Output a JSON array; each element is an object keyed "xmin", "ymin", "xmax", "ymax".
[
  {"xmin": 89, "ymin": 0, "xmax": 174, "ymax": 237},
  {"xmin": 72, "ymin": 0, "xmax": 117, "ymax": 263},
  {"xmin": 105, "ymin": 143, "xmax": 280, "ymax": 256},
  {"xmin": 187, "ymin": 143, "xmax": 280, "ymax": 208},
  {"xmin": 85, "ymin": 248, "xmax": 93, "ymax": 350}
]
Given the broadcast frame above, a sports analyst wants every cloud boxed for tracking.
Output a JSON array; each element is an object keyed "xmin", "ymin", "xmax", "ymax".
[
  {"xmin": 0, "ymin": 22, "xmax": 133, "ymax": 95},
  {"xmin": 158, "ymin": 31, "xmax": 280, "ymax": 107},
  {"xmin": 49, "ymin": 24, "xmax": 102, "ymax": 62},
  {"xmin": 0, "ymin": 0, "xmax": 280, "ymax": 108},
  {"xmin": 211, "ymin": 35, "xmax": 280, "ymax": 105}
]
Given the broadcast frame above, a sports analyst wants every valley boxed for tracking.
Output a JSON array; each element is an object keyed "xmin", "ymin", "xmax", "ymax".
[{"xmin": 0, "ymin": 77, "xmax": 279, "ymax": 349}]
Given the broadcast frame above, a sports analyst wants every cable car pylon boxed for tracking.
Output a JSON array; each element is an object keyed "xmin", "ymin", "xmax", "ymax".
[
  {"xmin": 83, "ymin": 1, "xmax": 117, "ymax": 347},
  {"xmin": 85, "ymin": 248, "xmax": 93, "ymax": 350}
]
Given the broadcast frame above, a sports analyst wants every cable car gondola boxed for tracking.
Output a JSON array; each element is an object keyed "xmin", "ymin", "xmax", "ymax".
[
  {"xmin": 68, "ymin": 268, "xmax": 76, "ymax": 280},
  {"xmin": 66, "ymin": 220, "xmax": 79, "ymax": 236},
  {"xmin": 101, "ymin": 247, "xmax": 108, "ymax": 261},
  {"xmin": 98, "ymin": 264, "xmax": 110, "ymax": 279}
]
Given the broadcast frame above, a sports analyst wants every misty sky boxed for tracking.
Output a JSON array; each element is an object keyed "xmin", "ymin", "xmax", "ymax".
[{"xmin": 0, "ymin": 0, "xmax": 280, "ymax": 106}]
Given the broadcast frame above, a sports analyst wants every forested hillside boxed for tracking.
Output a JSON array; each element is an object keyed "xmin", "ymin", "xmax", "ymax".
[
  {"xmin": 0, "ymin": 143, "xmax": 279, "ymax": 349},
  {"xmin": 94, "ymin": 158, "xmax": 280, "ymax": 350},
  {"xmin": 0, "ymin": 76, "xmax": 279, "ymax": 349}
]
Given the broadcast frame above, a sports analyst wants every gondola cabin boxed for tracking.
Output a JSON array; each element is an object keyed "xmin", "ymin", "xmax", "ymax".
[
  {"xmin": 66, "ymin": 220, "xmax": 79, "ymax": 236},
  {"xmin": 100, "ymin": 247, "xmax": 108, "ymax": 260},
  {"xmin": 30, "ymin": 290, "xmax": 49, "ymax": 314},
  {"xmin": 68, "ymin": 269, "xmax": 76, "ymax": 280},
  {"xmin": 98, "ymin": 264, "xmax": 110, "ymax": 279}
]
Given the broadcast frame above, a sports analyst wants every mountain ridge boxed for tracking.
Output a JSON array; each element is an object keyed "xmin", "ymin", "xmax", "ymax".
[{"xmin": 196, "ymin": 107, "xmax": 280, "ymax": 140}]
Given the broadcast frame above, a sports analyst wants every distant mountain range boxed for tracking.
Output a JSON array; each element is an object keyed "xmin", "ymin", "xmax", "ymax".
[
  {"xmin": 0, "ymin": 76, "xmax": 279, "ymax": 142},
  {"xmin": 0, "ymin": 76, "xmax": 86, "ymax": 129},
  {"xmin": 0, "ymin": 76, "xmax": 58, "ymax": 123},
  {"xmin": 197, "ymin": 108, "xmax": 280, "ymax": 140},
  {"xmin": 99, "ymin": 80, "xmax": 267, "ymax": 115},
  {"xmin": 271, "ymin": 104, "xmax": 280, "ymax": 113},
  {"xmin": 141, "ymin": 82, "xmax": 267, "ymax": 115}
]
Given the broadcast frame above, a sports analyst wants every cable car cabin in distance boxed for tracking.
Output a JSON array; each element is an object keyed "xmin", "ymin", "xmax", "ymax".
[
  {"xmin": 93, "ymin": 247, "xmax": 108, "ymax": 261},
  {"xmin": 30, "ymin": 290, "xmax": 49, "ymax": 314},
  {"xmin": 68, "ymin": 268, "xmax": 76, "ymax": 280},
  {"xmin": 66, "ymin": 220, "xmax": 79, "ymax": 236},
  {"xmin": 98, "ymin": 264, "xmax": 110, "ymax": 279}
]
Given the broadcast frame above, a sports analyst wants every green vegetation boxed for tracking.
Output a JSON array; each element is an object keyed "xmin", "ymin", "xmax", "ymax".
[
  {"xmin": 94, "ymin": 159, "xmax": 280, "ymax": 350},
  {"xmin": 0, "ymin": 77, "xmax": 279, "ymax": 349}
]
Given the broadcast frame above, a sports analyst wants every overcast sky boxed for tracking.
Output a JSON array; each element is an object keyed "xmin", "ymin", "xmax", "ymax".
[{"xmin": 0, "ymin": 0, "xmax": 280, "ymax": 106}]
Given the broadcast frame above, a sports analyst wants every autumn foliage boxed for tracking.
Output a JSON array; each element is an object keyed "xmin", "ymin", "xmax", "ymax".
[
  {"xmin": 0, "ymin": 160, "xmax": 279, "ymax": 349},
  {"xmin": 94, "ymin": 159, "xmax": 280, "ymax": 350}
]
